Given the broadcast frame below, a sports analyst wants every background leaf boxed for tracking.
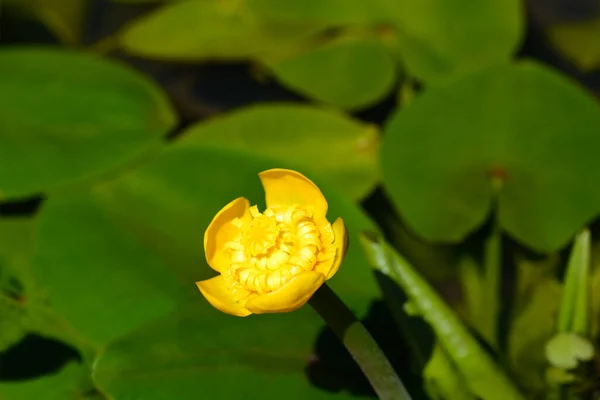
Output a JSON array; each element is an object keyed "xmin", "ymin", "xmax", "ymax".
[
  {"xmin": 423, "ymin": 345, "xmax": 476, "ymax": 400},
  {"xmin": 384, "ymin": 0, "xmax": 523, "ymax": 83},
  {"xmin": 0, "ymin": 47, "xmax": 176, "ymax": 199},
  {"xmin": 548, "ymin": 17, "xmax": 600, "ymax": 72},
  {"xmin": 382, "ymin": 61, "xmax": 600, "ymax": 251},
  {"xmin": 119, "ymin": 0, "xmax": 326, "ymax": 60},
  {"xmin": 178, "ymin": 104, "xmax": 380, "ymax": 201},
  {"xmin": 557, "ymin": 230, "xmax": 591, "ymax": 334},
  {"xmin": 4, "ymin": 0, "xmax": 87, "ymax": 44},
  {"xmin": 507, "ymin": 275, "xmax": 561, "ymax": 395},
  {"xmin": 261, "ymin": 35, "xmax": 397, "ymax": 109},
  {"xmin": 251, "ymin": 0, "xmax": 522, "ymax": 83}
]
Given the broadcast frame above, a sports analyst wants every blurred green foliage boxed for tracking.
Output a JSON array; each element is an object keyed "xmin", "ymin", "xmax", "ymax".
[{"xmin": 1, "ymin": 0, "xmax": 600, "ymax": 399}]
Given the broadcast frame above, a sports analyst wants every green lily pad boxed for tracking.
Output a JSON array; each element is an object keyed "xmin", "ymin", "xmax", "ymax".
[
  {"xmin": 33, "ymin": 145, "xmax": 379, "ymax": 345},
  {"xmin": 119, "ymin": 0, "xmax": 326, "ymax": 60},
  {"xmin": 251, "ymin": 0, "xmax": 523, "ymax": 84},
  {"xmin": 261, "ymin": 36, "xmax": 397, "ymax": 109},
  {"xmin": 0, "ymin": 47, "xmax": 176, "ymax": 199},
  {"xmin": 545, "ymin": 332, "xmax": 595, "ymax": 370},
  {"xmin": 178, "ymin": 104, "xmax": 380, "ymax": 201},
  {"xmin": 382, "ymin": 61, "xmax": 600, "ymax": 252},
  {"xmin": 93, "ymin": 308, "xmax": 361, "ymax": 400},
  {"xmin": 385, "ymin": 0, "xmax": 523, "ymax": 83}
]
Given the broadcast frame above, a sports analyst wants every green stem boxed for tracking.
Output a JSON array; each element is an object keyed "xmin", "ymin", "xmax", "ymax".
[
  {"xmin": 308, "ymin": 284, "xmax": 412, "ymax": 400},
  {"xmin": 480, "ymin": 212, "xmax": 501, "ymax": 348}
]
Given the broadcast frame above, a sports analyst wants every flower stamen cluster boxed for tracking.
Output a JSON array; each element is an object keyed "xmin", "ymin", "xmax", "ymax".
[{"xmin": 224, "ymin": 205, "xmax": 336, "ymax": 301}]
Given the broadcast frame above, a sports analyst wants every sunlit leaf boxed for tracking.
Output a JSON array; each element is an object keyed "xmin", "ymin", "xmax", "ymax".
[
  {"xmin": 0, "ymin": 48, "xmax": 176, "ymax": 199},
  {"xmin": 261, "ymin": 35, "xmax": 397, "ymax": 109},
  {"xmin": 119, "ymin": 0, "xmax": 326, "ymax": 60},
  {"xmin": 383, "ymin": 0, "xmax": 523, "ymax": 83},
  {"xmin": 251, "ymin": 0, "xmax": 523, "ymax": 83},
  {"xmin": 382, "ymin": 61, "xmax": 600, "ymax": 251},
  {"xmin": 178, "ymin": 104, "xmax": 380, "ymax": 201}
]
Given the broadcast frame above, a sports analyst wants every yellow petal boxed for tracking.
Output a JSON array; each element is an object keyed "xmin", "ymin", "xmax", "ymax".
[
  {"xmin": 258, "ymin": 169, "xmax": 328, "ymax": 222},
  {"xmin": 196, "ymin": 276, "xmax": 251, "ymax": 317},
  {"xmin": 245, "ymin": 271, "xmax": 325, "ymax": 314},
  {"xmin": 315, "ymin": 218, "xmax": 348, "ymax": 280},
  {"xmin": 204, "ymin": 197, "xmax": 251, "ymax": 273}
]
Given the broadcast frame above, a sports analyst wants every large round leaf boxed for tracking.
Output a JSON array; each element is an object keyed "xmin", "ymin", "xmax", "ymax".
[
  {"xmin": 93, "ymin": 308, "xmax": 363, "ymax": 400},
  {"xmin": 178, "ymin": 104, "xmax": 380, "ymax": 201},
  {"xmin": 261, "ymin": 36, "xmax": 397, "ymax": 110},
  {"xmin": 0, "ymin": 48, "xmax": 176, "ymax": 199},
  {"xmin": 382, "ymin": 61, "xmax": 600, "ymax": 252},
  {"xmin": 119, "ymin": 0, "xmax": 326, "ymax": 60},
  {"xmin": 34, "ymin": 144, "xmax": 379, "ymax": 345}
]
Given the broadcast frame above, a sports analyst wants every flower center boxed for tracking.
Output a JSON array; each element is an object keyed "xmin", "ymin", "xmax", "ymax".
[
  {"xmin": 224, "ymin": 204, "xmax": 335, "ymax": 300},
  {"xmin": 243, "ymin": 215, "xmax": 278, "ymax": 256}
]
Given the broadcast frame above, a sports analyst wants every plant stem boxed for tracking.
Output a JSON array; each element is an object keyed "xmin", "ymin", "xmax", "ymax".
[
  {"xmin": 479, "ymin": 176, "xmax": 504, "ymax": 349},
  {"xmin": 309, "ymin": 283, "xmax": 412, "ymax": 400},
  {"xmin": 480, "ymin": 212, "xmax": 501, "ymax": 348}
]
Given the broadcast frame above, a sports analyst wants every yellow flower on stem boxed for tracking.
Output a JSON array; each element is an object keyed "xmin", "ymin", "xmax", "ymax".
[{"xmin": 197, "ymin": 168, "xmax": 348, "ymax": 316}]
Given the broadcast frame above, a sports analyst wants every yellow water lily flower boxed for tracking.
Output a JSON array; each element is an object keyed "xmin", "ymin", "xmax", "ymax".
[{"xmin": 197, "ymin": 168, "xmax": 348, "ymax": 316}]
